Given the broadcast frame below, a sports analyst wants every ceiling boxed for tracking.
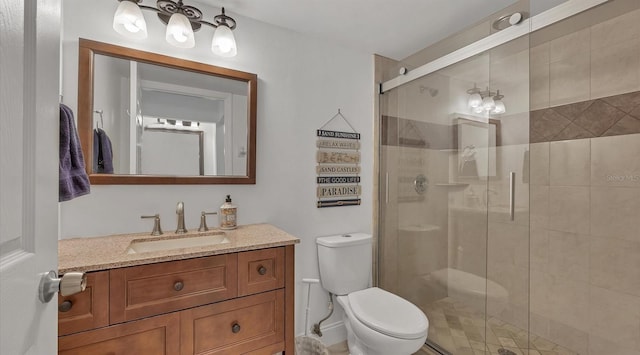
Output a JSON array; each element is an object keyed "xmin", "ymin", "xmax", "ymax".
[{"xmin": 197, "ymin": 0, "xmax": 566, "ymax": 60}]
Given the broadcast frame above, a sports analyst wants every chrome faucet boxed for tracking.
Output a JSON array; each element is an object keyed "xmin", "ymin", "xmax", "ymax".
[{"xmin": 175, "ymin": 202, "xmax": 187, "ymax": 234}]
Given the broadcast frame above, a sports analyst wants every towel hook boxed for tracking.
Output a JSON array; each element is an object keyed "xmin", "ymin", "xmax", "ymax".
[{"xmin": 94, "ymin": 110, "xmax": 104, "ymax": 129}]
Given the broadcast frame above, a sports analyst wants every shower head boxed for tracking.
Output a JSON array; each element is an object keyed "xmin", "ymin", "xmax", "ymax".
[
  {"xmin": 419, "ymin": 85, "xmax": 438, "ymax": 97},
  {"xmin": 493, "ymin": 12, "xmax": 525, "ymax": 31}
]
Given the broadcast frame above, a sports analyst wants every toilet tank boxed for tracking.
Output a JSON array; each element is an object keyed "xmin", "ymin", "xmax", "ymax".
[{"xmin": 316, "ymin": 233, "xmax": 372, "ymax": 295}]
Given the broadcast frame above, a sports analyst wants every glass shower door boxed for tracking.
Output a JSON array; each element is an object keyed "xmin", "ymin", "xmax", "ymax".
[{"xmin": 378, "ymin": 29, "xmax": 531, "ymax": 355}]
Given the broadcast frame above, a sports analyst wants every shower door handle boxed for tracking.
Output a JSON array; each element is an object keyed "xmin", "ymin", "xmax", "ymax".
[
  {"xmin": 509, "ymin": 172, "xmax": 516, "ymax": 221},
  {"xmin": 385, "ymin": 172, "xmax": 389, "ymax": 204}
]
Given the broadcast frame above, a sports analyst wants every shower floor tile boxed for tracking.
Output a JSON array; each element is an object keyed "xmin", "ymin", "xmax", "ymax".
[{"xmin": 424, "ymin": 298, "xmax": 580, "ymax": 355}]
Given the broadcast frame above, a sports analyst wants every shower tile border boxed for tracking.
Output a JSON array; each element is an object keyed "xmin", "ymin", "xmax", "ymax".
[{"xmin": 531, "ymin": 90, "xmax": 640, "ymax": 143}]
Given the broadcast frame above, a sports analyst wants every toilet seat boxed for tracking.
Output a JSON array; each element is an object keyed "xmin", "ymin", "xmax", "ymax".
[{"xmin": 347, "ymin": 287, "xmax": 428, "ymax": 340}]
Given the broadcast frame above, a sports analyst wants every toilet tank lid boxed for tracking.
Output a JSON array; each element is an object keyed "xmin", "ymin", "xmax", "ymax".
[{"xmin": 316, "ymin": 233, "xmax": 372, "ymax": 247}]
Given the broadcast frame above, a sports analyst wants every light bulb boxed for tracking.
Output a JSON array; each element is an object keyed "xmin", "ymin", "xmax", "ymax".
[
  {"xmin": 468, "ymin": 93, "xmax": 482, "ymax": 108},
  {"xmin": 113, "ymin": 1, "xmax": 147, "ymax": 39},
  {"xmin": 212, "ymin": 25, "xmax": 237, "ymax": 57},
  {"xmin": 482, "ymin": 96, "xmax": 495, "ymax": 111},
  {"xmin": 165, "ymin": 13, "xmax": 195, "ymax": 48},
  {"xmin": 493, "ymin": 100, "xmax": 506, "ymax": 114},
  {"xmin": 473, "ymin": 106, "xmax": 485, "ymax": 114}
]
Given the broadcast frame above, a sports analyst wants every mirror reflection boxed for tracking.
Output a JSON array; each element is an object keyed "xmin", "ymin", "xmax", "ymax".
[
  {"xmin": 92, "ymin": 54, "xmax": 248, "ymax": 176},
  {"xmin": 78, "ymin": 39, "xmax": 257, "ymax": 184}
]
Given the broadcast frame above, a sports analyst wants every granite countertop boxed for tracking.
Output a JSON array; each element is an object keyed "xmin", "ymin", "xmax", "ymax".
[{"xmin": 58, "ymin": 223, "xmax": 299, "ymax": 274}]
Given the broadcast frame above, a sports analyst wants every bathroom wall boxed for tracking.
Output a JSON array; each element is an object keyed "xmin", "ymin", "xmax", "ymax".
[
  {"xmin": 528, "ymin": 5, "xmax": 640, "ymax": 354},
  {"xmin": 59, "ymin": 0, "xmax": 374, "ymax": 342}
]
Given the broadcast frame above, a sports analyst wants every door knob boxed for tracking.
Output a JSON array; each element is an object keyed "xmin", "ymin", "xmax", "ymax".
[{"xmin": 39, "ymin": 271, "xmax": 86, "ymax": 303}]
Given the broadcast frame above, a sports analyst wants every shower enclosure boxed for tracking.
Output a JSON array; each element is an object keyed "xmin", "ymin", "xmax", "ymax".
[{"xmin": 377, "ymin": 0, "xmax": 640, "ymax": 354}]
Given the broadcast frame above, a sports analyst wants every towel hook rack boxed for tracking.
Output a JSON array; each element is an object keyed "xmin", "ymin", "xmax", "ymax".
[{"xmin": 94, "ymin": 110, "xmax": 104, "ymax": 129}]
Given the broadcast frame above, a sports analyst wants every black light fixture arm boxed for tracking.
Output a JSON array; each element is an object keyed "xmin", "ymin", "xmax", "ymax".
[{"xmin": 118, "ymin": 0, "xmax": 236, "ymax": 30}]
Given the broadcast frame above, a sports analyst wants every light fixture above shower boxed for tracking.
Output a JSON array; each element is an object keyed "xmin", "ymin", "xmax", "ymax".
[{"xmin": 467, "ymin": 84, "xmax": 506, "ymax": 115}]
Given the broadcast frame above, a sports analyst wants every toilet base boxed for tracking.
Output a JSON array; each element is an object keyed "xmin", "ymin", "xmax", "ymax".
[{"xmin": 337, "ymin": 295, "xmax": 428, "ymax": 355}]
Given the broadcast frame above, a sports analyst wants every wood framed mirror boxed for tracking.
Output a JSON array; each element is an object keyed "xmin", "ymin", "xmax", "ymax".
[{"xmin": 77, "ymin": 39, "xmax": 257, "ymax": 184}]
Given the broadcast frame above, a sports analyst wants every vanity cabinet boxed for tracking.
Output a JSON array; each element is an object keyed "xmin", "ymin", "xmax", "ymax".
[
  {"xmin": 58, "ymin": 271, "xmax": 110, "ymax": 336},
  {"xmin": 57, "ymin": 246, "xmax": 294, "ymax": 355},
  {"xmin": 58, "ymin": 313, "xmax": 180, "ymax": 355}
]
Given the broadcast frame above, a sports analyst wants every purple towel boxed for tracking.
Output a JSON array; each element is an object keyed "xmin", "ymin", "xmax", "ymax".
[
  {"xmin": 93, "ymin": 128, "xmax": 114, "ymax": 174},
  {"xmin": 59, "ymin": 104, "xmax": 90, "ymax": 201}
]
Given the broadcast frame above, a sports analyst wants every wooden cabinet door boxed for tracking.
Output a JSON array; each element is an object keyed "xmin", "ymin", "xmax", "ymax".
[
  {"xmin": 58, "ymin": 271, "xmax": 109, "ymax": 336},
  {"xmin": 180, "ymin": 290, "xmax": 284, "ymax": 355},
  {"xmin": 58, "ymin": 312, "xmax": 180, "ymax": 355},
  {"xmin": 238, "ymin": 248, "xmax": 285, "ymax": 296},
  {"xmin": 110, "ymin": 254, "xmax": 238, "ymax": 323}
]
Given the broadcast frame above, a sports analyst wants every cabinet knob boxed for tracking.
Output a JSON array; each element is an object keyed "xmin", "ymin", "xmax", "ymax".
[
  {"xmin": 58, "ymin": 300, "xmax": 73, "ymax": 313},
  {"xmin": 173, "ymin": 281, "xmax": 184, "ymax": 291},
  {"xmin": 231, "ymin": 323, "xmax": 241, "ymax": 333},
  {"xmin": 258, "ymin": 266, "xmax": 267, "ymax": 275}
]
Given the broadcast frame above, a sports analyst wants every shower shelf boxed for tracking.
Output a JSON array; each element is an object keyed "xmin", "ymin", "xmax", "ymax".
[{"xmin": 434, "ymin": 183, "xmax": 469, "ymax": 188}]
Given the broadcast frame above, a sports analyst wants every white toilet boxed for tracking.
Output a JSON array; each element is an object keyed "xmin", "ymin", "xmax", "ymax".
[{"xmin": 317, "ymin": 233, "xmax": 429, "ymax": 355}]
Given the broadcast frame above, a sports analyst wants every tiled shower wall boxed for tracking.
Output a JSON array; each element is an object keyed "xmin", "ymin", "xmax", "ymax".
[
  {"xmin": 529, "ymin": 134, "xmax": 640, "ymax": 355},
  {"xmin": 528, "ymin": 5, "xmax": 640, "ymax": 355}
]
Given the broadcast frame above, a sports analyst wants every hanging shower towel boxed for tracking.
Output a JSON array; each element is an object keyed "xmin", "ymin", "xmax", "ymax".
[
  {"xmin": 59, "ymin": 104, "xmax": 90, "ymax": 201},
  {"xmin": 93, "ymin": 128, "xmax": 114, "ymax": 174}
]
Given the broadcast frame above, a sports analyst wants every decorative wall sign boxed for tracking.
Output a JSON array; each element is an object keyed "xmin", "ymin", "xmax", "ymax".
[
  {"xmin": 316, "ymin": 109, "xmax": 361, "ymax": 208},
  {"xmin": 316, "ymin": 165, "xmax": 361, "ymax": 175},
  {"xmin": 317, "ymin": 130, "xmax": 361, "ymax": 140},
  {"xmin": 316, "ymin": 151, "xmax": 360, "ymax": 164},
  {"xmin": 317, "ymin": 139, "xmax": 361, "ymax": 150},
  {"xmin": 317, "ymin": 199, "xmax": 361, "ymax": 208},
  {"xmin": 317, "ymin": 176, "xmax": 361, "ymax": 184},
  {"xmin": 317, "ymin": 185, "xmax": 361, "ymax": 198}
]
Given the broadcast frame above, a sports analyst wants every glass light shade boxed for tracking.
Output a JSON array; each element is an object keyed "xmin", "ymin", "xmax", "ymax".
[
  {"xmin": 166, "ymin": 13, "xmax": 195, "ymax": 48},
  {"xmin": 482, "ymin": 96, "xmax": 495, "ymax": 111},
  {"xmin": 211, "ymin": 25, "xmax": 237, "ymax": 57},
  {"xmin": 113, "ymin": 1, "xmax": 147, "ymax": 39},
  {"xmin": 492, "ymin": 99, "xmax": 506, "ymax": 114},
  {"xmin": 473, "ymin": 106, "xmax": 485, "ymax": 114},
  {"xmin": 467, "ymin": 93, "xmax": 482, "ymax": 108}
]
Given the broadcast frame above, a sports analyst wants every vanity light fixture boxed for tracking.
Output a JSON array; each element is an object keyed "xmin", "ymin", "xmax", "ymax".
[
  {"xmin": 113, "ymin": 0, "xmax": 238, "ymax": 57},
  {"xmin": 467, "ymin": 85, "xmax": 507, "ymax": 115}
]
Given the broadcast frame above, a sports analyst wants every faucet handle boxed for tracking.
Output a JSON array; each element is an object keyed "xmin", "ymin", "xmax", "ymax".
[
  {"xmin": 198, "ymin": 211, "xmax": 218, "ymax": 232},
  {"xmin": 141, "ymin": 214, "xmax": 163, "ymax": 236}
]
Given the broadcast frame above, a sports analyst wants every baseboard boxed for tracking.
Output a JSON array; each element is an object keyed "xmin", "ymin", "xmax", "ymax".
[{"xmin": 296, "ymin": 320, "xmax": 346, "ymax": 348}]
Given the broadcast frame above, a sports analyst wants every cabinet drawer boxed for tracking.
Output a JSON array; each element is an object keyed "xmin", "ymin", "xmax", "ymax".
[
  {"xmin": 238, "ymin": 248, "xmax": 285, "ymax": 296},
  {"xmin": 180, "ymin": 290, "xmax": 285, "ymax": 355},
  {"xmin": 58, "ymin": 271, "xmax": 109, "ymax": 336},
  {"xmin": 110, "ymin": 254, "xmax": 238, "ymax": 323},
  {"xmin": 59, "ymin": 312, "xmax": 179, "ymax": 355}
]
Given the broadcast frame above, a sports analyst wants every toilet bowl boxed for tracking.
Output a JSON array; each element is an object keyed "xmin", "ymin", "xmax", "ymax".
[
  {"xmin": 424, "ymin": 268, "xmax": 509, "ymax": 313},
  {"xmin": 316, "ymin": 233, "xmax": 429, "ymax": 355},
  {"xmin": 337, "ymin": 287, "xmax": 428, "ymax": 355}
]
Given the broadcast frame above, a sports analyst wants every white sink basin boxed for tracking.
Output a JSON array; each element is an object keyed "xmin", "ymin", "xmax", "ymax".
[{"xmin": 126, "ymin": 232, "xmax": 229, "ymax": 254}]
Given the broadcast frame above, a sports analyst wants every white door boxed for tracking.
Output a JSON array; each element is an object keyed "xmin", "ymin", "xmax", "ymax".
[{"xmin": 0, "ymin": 1, "xmax": 61, "ymax": 354}]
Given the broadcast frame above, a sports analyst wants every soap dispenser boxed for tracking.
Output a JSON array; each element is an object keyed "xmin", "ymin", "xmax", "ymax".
[{"xmin": 220, "ymin": 195, "xmax": 237, "ymax": 230}]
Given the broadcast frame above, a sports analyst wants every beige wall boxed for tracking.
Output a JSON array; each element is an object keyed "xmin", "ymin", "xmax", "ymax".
[
  {"xmin": 528, "ymin": 6, "xmax": 640, "ymax": 355},
  {"xmin": 531, "ymin": 7, "xmax": 640, "ymax": 110},
  {"xmin": 529, "ymin": 134, "xmax": 640, "ymax": 355}
]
